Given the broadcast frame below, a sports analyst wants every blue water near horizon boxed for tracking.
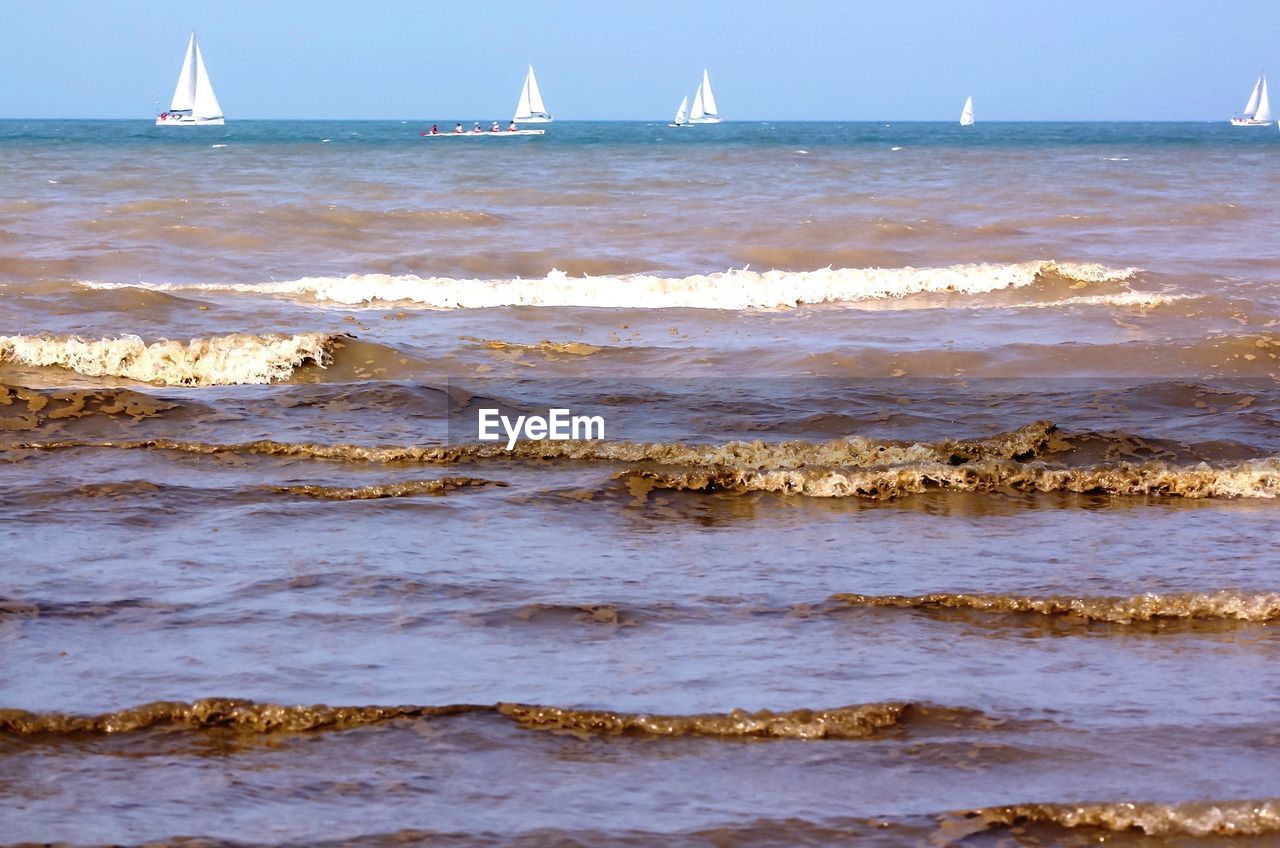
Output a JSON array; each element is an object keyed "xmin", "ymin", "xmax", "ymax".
[{"xmin": 1, "ymin": 119, "xmax": 1278, "ymax": 150}]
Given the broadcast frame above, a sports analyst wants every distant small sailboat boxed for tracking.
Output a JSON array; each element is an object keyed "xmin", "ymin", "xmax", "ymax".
[
  {"xmin": 960, "ymin": 95, "xmax": 975, "ymax": 126},
  {"xmin": 1231, "ymin": 73, "xmax": 1273, "ymax": 126},
  {"xmin": 688, "ymin": 69, "xmax": 722, "ymax": 124},
  {"xmin": 512, "ymin": 65, "xmax": 552, "ymax": 123},
  {"xmin": 156, "ymin": 33, "xmax": 223, "ymax": 126},
  {"xmin": 669, "ymin": 95, "xmax": 690, "ymax": 127}
]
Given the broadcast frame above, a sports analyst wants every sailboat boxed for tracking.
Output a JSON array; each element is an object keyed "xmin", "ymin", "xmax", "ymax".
[
  {"xmin": 156, "ymin": 33, "xmax": 224, "ymax": 126},
  {"xmin": 687, "ymin": 69, "xmax": 722, "ymax": 124},
  {"xmin": 960, "ymin": 95, "xmax": 975, "ymax": 126},
  {"xmin": 669, "ymin": 95, "xmax": 690, "ymax": 127},
  {"xmin": 512, "ymin": 65, "xmax": 552, "ymax": 123},
  {"xmin": 1231, "ymin": 73, "xmax": 1273, "ymax": 126}
]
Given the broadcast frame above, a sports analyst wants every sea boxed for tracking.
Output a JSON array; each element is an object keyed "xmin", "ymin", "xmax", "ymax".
[{"xmin": 2, "ymin": 119, "xmax": 1279, "ymax": 847}]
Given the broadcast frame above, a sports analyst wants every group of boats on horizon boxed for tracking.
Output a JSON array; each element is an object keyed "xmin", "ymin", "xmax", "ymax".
[{"xmin": 153, "ymin": 33, "xmax": 1280, "ymax": 132}]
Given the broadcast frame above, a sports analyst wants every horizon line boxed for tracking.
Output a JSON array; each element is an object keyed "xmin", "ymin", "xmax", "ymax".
[{"xmin": 0, "ymin": 117, "xmax": 1251, "ymax": 124}]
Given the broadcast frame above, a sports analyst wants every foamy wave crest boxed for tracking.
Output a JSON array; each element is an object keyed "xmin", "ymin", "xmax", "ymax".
[
  {"xmin": 78, "ymin": 261, "xmax": 1138, "ymax": 309},
  {"xmin": 0, "ymin": 333, "xmax": 339, "ymax": 386},
  {"xmin": 961, "ymin": 799, "xmax": 1280, "ymax": 837},
  {"xmin": 626, "ymin": 457, "xmax": 1280, "ymax": 500},
  {"xmin": 832, "ymin": 591, "xmax": 1280, "ymax": 623}
]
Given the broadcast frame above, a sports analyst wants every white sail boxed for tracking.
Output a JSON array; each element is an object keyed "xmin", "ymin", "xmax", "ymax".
[
  {"xmin": 673, "ymin": 95, "xmax": 689, "ymax": 125},
  {"xmin": 699, "ymin": 69, "xmax": 719, "ymax": 118},
  {"xmin": 1254, "ymin": 76, "xmax": 1272, "ymax": 123},
  {"xmin": 513, "ymin": 65, "xmax": 551, "ymax": 122},
  {"xmin": 526, "ymin": 66, "xmax": 546, "ymax": 115},
  {"xmin": 514, "ymin": 77, "xmax": 531, "ymax": 120},
  {"xmin": 168, "ymin": 34, "xmax": 197, "ymax": 113},
  {"xmin": 960, "ymin": 95, "xmax": 974, "ymax": 126},
  {"xmin": 192, "ymin": 42, "xmax": 223, "ymax": 119},
  {"xmin": 689, "ymin": 84, "xmax": 705, "ymax": 121},
  {"xmin": 1243, "ymin": 75, "xmax": 1264, "ymax": 118}
]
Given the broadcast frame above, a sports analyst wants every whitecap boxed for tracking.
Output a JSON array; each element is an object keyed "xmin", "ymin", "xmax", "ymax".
[{"xmin": 77, "ymin": 261, "xmax": 1142, "ymax": 311}]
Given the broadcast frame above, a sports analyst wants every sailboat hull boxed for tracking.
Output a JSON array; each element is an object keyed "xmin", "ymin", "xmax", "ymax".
[
  {"xmin": 513, "ymin": 116, "xmax": 553, "ymax": 123},
  {"xmin": 687, "ymin": 118, "xmax": 722, "ymax": 124},
  {"xmin": 155, "ymin": 115, "xmax": 225, "ymax": 126},
  {"xmin": 1230, "ymin": 118, "xmax": 1274, "ymax": 126}
]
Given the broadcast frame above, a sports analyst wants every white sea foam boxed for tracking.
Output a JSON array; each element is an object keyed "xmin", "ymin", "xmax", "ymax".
[
  {"xmin": 1015, "ymin": 290, "xmax": 1190, "ymax": 310},
  {"xmin": 77, "ymin": 261, "xmax": 1140, "ymax": 311},
  {"xmin": 0, "ymin": 333, "xmax": 336, "ymax": 386}
]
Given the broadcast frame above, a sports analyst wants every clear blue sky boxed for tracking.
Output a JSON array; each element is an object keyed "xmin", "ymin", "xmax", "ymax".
[{"xmin": 2, "ymin": 0, "xmax": 1277, "ymax": 120}]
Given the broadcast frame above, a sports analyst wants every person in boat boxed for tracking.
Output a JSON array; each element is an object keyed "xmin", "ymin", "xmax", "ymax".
[
  {"xmin": 430, "ymin": 124, "xmax": 439, "ymax": 135},
  {"xmin": 454, "ymin": 123, "xmax": 463, "ymax": 134},
  {"xmin": 491, "ymin": 121, "xmax": 501, "ymax": 132},
  {"xmin": 472, "ymin": 122, "xmax": 483, "ymax": 133},
  {"xmin": 507, "ymin": 121, "xmax": 518, "ymax": 131}
]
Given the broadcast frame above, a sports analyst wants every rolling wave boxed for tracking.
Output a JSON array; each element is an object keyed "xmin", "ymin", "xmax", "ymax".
[
  {"xmin": 76, "ymin": 260, "xmax": 1138, "ymax": 309},
  {"xmin": 500, "ymin": 702, "xmax": 948, "ymax": 739},
  {"xmin": 626, "ymin": 456, "xmax": 1280, "ymax": 499},
  {"xmin": 266, "ymin": 477, "xmax": 502, "ymax": 500},
  {"xmin": 959, "ymin": 799, "xmax": 1280, "ymax": 838},
  {"xmin": 10, "ymin": 590, "xmax": 1274, "ymax": 629},
  {"xmin": 9, "ymin": 422, "xmax": 1275, "ymax": 498},
  {"xmin": 832, "ymin": 591, "xmax": 1280, "ymax": 623},
  {"xmin": 3, "ymin": 420, "xmax": 1064, "ymax": 467},
  {"xmin": 0, "ymin": 699, "xmax": 479, "ymax": 735},
  {"xmin": 0, "ymin": 333, "xmax": 341, "ymax": 386},
  {"xmin": 487, "ymin": 591, "xmax": 1280, "ymax": 628},
  {"xmin": 0, "ymin": 698, "xmax": 976, "ymax": 740}
]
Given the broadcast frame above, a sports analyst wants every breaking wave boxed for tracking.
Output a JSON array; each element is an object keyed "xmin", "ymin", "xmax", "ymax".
[
  {"xmin": 9, "ymin": 422, "xmax": 1276, "ymax": 499},
  {"xmin": 625, "ymin": 457, "xmax": 1280, "ymax": 499},
  {"xmin": 77, "ymin": 260, "xmax": 1138, "ymax": 309},
  {"xmin": 832, "ymin": 591, "xmax": 1280, "ymax": 624},
  {"xmin": 0, "ymin": 698, "xmax": 976, "ymax": 740},
  {"xmin": 0, "ymin": 333, "xmax": 341, "ymax": 386},
  {"xmin": 3, "ymin": 420, "xmax": 1064, "ymax": 467},
  {"xmin": 960, "ymin": 799, "xmax": 1280, "ymax": 838}
]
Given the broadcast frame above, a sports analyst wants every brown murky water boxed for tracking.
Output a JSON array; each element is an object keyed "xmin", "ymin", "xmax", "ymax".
[{"xmin": 2, "ymin": 120, "xmax": 1279, "ymax": 846}]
